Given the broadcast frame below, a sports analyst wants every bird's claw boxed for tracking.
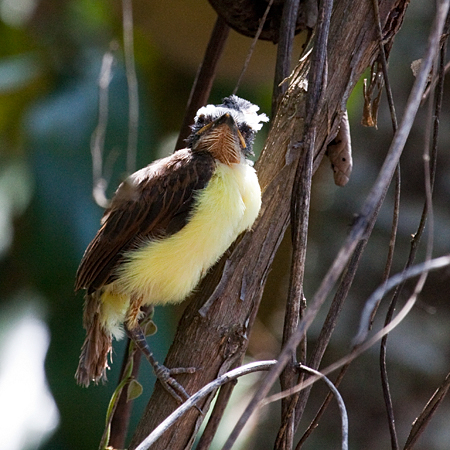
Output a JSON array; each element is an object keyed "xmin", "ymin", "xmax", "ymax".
[{"xmin": 154, "ymin": 363, "xmax": 197, "ymax": 405}]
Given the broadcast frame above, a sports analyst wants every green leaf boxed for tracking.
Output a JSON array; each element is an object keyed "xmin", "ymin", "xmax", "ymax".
[
  {"xmin": 142, "ymin": 319, "xmax": 157, "ymax": 337},
  {"xmin": 127, "ymin": 379, "xmax": 143, "ymax": 402}
]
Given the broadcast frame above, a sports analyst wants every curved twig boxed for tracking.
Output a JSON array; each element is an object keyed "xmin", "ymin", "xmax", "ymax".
[
  {"xmin": 273, "ymin": 364, "xmax": 349, "ymax": 450},
  {"xmin": 353, "ymin": 256, "xmax": 450, "ymax": 346},
  {"xmin": 135, "ymin": 360, "xmax": 276, "ymax": 450},
  {"xmin": 264, "ymin": 255, "xmax": 450, "ymax": 406},
  {"xmin": 268, "ymin": 364, "xmax": 348, "ymax": 450}
]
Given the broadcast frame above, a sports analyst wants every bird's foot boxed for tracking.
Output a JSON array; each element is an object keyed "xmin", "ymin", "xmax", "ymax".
[
  {"xmin": 153, "ymin": 363, "xmax": 197, "ymax": 404},
  {"xmin": 125, "ymin": 324, "xmax": 200, "ymax": 407}
]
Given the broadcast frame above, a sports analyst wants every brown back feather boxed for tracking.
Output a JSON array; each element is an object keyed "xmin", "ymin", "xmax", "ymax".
[{"xmin": 75, "ymin": 149, "xmax": 215, "ymax": 293}]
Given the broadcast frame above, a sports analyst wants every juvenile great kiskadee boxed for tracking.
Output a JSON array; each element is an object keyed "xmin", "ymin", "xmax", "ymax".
[{"xmin": 75, "ymin": 95, "xmax": 268, "ymax": 400}]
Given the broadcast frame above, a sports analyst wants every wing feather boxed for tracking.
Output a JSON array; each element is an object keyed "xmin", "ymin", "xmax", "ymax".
[{"xmin": 75, "ymin": 149, "xmax": 215, "ymax": 292}]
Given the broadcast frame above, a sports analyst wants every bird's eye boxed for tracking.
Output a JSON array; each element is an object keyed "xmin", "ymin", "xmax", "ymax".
[
  {"xmin": 239, "ymin": 124, "xmax": 252, "ymax": 140},
  {"xmin": 196, "ymin": 114, "xmax": 206, "ymax": 125}
]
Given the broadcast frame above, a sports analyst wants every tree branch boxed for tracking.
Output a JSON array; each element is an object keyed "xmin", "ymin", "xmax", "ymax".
[{"xmin": 135, "ymin": 361, "xmax": 277, "ymax": 450}]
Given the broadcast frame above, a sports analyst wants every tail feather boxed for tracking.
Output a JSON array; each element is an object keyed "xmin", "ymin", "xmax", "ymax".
[{"xmin": 75, "ymin": 292, "xmax": 112, "ymax": 387}]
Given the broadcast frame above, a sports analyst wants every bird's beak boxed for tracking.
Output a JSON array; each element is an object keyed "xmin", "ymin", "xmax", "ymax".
[
  {"xmin": 194, "ymin": 113, "xmax": 247, "ymax": 165},
  {"xmin": 196, "ymin": 113, "xmax": 247, "ymax": 150}
]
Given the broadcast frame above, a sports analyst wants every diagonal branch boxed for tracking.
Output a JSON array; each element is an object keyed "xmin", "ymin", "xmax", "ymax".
[
  {"xmin": 403, "ymin": 371, "xmax": 450, "ymax": 450},
  {"xmin": 175, "ymin": 17, "xmax": 230, "ymax": 150},
  {"xmin": 262, "ymin": 255, "xmax": 450, "ymax": 406}
]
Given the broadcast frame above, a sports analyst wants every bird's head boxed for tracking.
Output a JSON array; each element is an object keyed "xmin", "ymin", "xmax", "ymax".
[{"xmin": 186, "ymin": 95, "xmax": 269, "ymax": 165}]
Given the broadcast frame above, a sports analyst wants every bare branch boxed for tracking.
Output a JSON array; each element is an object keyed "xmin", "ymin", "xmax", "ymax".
[
  {"xmin": 349, "ymin": 0, "xmax": 449, "ymax": 340},
  {"xmin": 263, "ymin": 256, "xmax": 450, "ymax": 408},
  {"xmin": 403, "ymin": 371, "xmax": 450, "ymax": 450},
  {"xmin": 354, "ymin": 256, "xmax": 450, "ymax": 346},
  {"xmin": 371, "ymin": 0, "xmax": 398, "ymax": 132},
  {"xmin": 272, "ymin": 0, "xmax": 302, "ymax": 115},
  {"xmin": 122, "ymin": 0, "xmax": 139, "ymax": 175},
  {"xmin": 276, "ymin": 132, "xmax": 313, "ymax": 450},
  {"xmin": 277, "ymin": 0, "xmax": 334, "ymax": 445},
  {"xmin": 379, "ymin": 165, "xmax": 401, "ymax": 450},
  {"xmin": 91, "ymin": 47, "xmax": 115, "ymax": 209},
  {"xmin": 135, "ymin": 361, "xmax": 276, "ymax": 450},
  {"xmin": 376, "ymin": 11, "xmax": 450, "ymax": 446},
  {"xmin": 223, "ymin": 0, "xmax": 334, "ymax": 446},
  {"xmin": 233, "ymin": 0, "xmax": 275, "ymax": 96},
  {"xmin": 296, "ymin": 363, "xmax": 349, "ymax": 448},
  {"xmin": 175, "ymin": 17, "xmax": 230, "ymax": 150},
  {"xmin": 90, "ymin": 0, "xmax": 139, "ymax": 207},
  {"xmin": 223, "ymin": 3, "xmax": 448, "ymax": 446},
  {"xmin": 267, "ymin": 365, "xmax": 349, "ymax": 450},
  {"xmin": 195, "ymin": 376, "xmax": 237, "ymax": 450},
  {"xmin": 398, "ymin": 16, "xmax": 450, "ymax": 449}
]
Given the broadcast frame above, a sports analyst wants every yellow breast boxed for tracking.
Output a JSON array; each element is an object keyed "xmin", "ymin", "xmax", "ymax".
[{"xmin": 115, "ymin": 161, "xmax": 261, "ymax": 305}]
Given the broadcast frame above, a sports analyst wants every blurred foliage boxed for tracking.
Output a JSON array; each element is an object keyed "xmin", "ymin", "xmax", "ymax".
[{"xmin": 0, "ymin": 1, "xmax": 449, "ymax": 450}]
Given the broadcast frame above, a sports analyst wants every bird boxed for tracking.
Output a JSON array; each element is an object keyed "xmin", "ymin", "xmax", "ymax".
[{"xmin": 75, "ymin": 95, "xmax": 268, "ymax": 401}]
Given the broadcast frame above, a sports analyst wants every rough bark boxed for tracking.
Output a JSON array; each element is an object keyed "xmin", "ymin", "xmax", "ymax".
[{"xmin": 129, "ymin": 1, "xmax": 410, "ymax": 448}]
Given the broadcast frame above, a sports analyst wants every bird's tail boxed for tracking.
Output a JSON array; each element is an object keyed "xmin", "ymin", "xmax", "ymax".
[{"xmin": 75, "ymin": 291, "xmax": 112, "ymax": 387}]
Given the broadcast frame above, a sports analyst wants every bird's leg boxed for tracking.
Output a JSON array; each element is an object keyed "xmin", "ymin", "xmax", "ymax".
[{"xmin": 125, "ymin": 325, "xmax": 196, "ymax": 404}]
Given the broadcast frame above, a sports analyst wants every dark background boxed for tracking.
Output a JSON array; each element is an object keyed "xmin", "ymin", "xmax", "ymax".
[{"xmin": 0, "ymin": 1, "xmax": 449, "ymax": 449}]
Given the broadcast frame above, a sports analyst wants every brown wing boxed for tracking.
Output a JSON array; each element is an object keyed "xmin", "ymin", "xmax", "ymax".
[{"xmin": 75, "ymin": 149, "xmax": 215, "ymax": 293}]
